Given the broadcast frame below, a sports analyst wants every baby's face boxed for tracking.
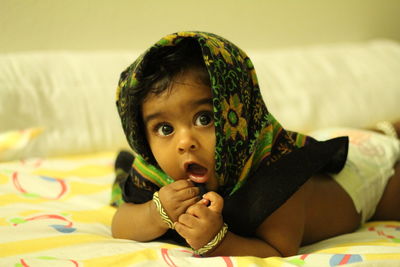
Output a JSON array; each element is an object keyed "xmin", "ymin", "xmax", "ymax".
[{"xmin": 141, "ymin": 69, "xmax": 218, "ymax": 191}]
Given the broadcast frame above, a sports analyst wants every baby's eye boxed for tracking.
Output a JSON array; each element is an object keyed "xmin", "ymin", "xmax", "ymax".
[
  {"xmin": 195, "ymin": 112, "xmax": 213, "ymax": 126},
  {"xmin": 156, "ymin": 123, "xmax": 174, "ymax": 136}
]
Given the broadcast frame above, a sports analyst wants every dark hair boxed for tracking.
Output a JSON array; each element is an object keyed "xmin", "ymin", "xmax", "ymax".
[{"xmin": 133, "ymin": 38, "xmax": 210, "ymax": 104}]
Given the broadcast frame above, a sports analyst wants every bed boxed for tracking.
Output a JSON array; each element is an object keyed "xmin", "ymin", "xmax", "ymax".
[{"xmin": 1, "ymin": 40, "xmax": 400, "ymax": 266}]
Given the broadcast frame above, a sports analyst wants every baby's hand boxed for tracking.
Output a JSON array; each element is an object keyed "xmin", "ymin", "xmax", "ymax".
[
  {"xmin": 174, "ymin": 192, "xmax": 224, "ymax": 250},
  {"xmin": 158, "ymin": 179, "xmax": 200, "ymax": 223}
]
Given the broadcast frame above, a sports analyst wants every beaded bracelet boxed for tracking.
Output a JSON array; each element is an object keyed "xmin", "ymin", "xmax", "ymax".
[
  {"xmin": 376, "ymin": 121, "xmax": 398, "ymax": 139},
  {"xmin": 152, "ymin": 191, "xmax": 174, "ymax": 229},
  {"xmin": 192, "ymin": 223, "xmax": 228, "ymax": 256}
]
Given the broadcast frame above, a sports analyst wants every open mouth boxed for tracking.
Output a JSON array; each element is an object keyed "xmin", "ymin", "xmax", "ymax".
[
  {"xmin": 185, "ymin": 162, "xmax": 208, "ymax": 183},
  {"xmin": 187, "ymin": 163, "xmax": 207, "ymax": 176}
]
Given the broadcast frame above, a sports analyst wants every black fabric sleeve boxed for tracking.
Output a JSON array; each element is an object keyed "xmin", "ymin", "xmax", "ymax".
[
  {"xmin": 122, "ymin": 174, "xmax": 155, "ymax": 204},
  {"xmin": 222, "ymin": 136, "xmax": 349, "ymax": 236}
]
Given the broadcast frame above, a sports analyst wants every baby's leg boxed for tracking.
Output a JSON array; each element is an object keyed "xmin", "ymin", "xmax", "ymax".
[
  {"xmin": 371, "ymin": 162, "xmax": 400, "ymax": 221},
  {"xmin": 371, "ymin": 120, "xmax": 400, "ymax": 220}
]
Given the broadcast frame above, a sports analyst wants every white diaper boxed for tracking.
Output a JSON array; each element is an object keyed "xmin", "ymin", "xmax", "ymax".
[{"xmin": 310, "ymin": 128, "xmax": 400, "ymax": 223}]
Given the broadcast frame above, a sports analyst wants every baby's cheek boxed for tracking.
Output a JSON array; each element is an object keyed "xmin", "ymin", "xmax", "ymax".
[
  {"xmin": 157, "ymin": 160, "xmax": 182, "ymax": 180},
  {"xmin": 149, "ymin": 144, "xmax": 176, "ymax": 176}
]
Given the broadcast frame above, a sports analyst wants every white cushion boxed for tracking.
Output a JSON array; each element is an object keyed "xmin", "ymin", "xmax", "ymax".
[
  {"xmin": 1, "ymin": 40, "xmax": 399, "ymax": 160},
  {"xmin": 0, "ymin": 51, "xmax": 138, "ymax": 160},
  {"xmin": 249, "ymin": 40, "xmax": 400, "ymax": 132}
]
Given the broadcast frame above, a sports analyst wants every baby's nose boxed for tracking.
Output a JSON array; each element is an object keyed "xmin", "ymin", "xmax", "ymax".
[{"xmin": 177, "ymin": 130, "xmax": 199, "ymax": 153}]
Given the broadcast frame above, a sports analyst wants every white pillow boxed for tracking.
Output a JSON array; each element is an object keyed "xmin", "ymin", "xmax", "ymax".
[
  {"xmin": 249, "ymin": 40, "xmax": 400, "ymax": 132},
  {"xmin": 1, "ymin": 40, "xmax": 399, "ymax": 160},
  {"xmin": 0, "ymin": 51, "xmax": 137, "ymax": 160}
]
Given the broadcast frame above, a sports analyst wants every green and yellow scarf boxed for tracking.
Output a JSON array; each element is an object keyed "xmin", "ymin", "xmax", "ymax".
[{"xmin": 112, "ymin": 32, "xmax": 348, "ymax": 235}]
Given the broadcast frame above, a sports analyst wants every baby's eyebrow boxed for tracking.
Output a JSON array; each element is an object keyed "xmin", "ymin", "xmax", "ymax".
[
  {"xmin": 143, "ymin": 97, "xmax": 213, "ymax": 124},
  {"xmin": 143, "ymin": 112, "xmax": 162, "ymax": 125},
  {"xmin": 193, "ymin": 97, "xmax": 213, "ymax": 107}
]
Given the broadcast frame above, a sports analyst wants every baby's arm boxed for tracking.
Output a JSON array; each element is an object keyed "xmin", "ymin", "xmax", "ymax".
[
  {"xmin": 174, "ymin": 192, "xmax": 282, "ymax": 257},
  {"xmin": 175, "ymin": 183, "xmax": 308, "ymax": 257},
  {"xmin": 112, "ymin": 179, "xmax": 200, "ymax": 241},
  {"xmin": 111, "ymin": 200, "xmax": 168, "ymax": 241}
]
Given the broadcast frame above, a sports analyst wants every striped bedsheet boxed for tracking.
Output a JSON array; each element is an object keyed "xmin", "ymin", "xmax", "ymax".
[{"xmin": 1, "ymin": 152, "xmax": 400, "ymax": 266}]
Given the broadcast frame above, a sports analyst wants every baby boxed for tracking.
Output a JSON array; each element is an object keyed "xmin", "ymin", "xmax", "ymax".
[{"xmin": 111, "ymin": 31, "xmax": 400, "ymax": 257}]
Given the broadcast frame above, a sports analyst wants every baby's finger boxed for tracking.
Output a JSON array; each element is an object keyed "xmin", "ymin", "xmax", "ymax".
[
  {"xmin": 202, "ymin": 191, "xmax": 224, "ymax": 213},
  {"xmin": 178, "ymin": 213, "xmax": 198, "ymax": 228},
  {"xmin": 174, "ymin": 222, "xmax": 192, "ymax": 239},
  {"xmin": 197, "ymin": 198, "xmax": 210, "ymax": 206},
  {"xmin": 169, "ymin": 179, "xmax": 194, "ymax": 190},
  {"xmin": 177, "ymin": 186, "xmax": 200, "ymax": 199},
  {"xmin": 186, "ymin": 203, "xmax": 208, "ymax": 217},
  {"xmin": 180, "ymin": 195, "xmax": 202, "ymax": 209}
]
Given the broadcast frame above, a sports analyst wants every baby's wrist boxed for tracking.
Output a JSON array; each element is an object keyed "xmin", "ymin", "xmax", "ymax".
[
  {"xmin": 192, "ymin": 223, "xmax": 229, "ymax": 256},
  {"xmin": 151, "ymin": 191, "xmax": 175, "ymax": 230},
  {"xmin": 149, "ymin": 200, "xmax": 169, "ymax": 232}
]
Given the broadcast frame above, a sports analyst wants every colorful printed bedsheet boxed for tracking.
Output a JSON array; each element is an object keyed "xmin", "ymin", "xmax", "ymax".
[{"xmin": 1, "ymin": 152, "xmax": 400, "ymax": 266}]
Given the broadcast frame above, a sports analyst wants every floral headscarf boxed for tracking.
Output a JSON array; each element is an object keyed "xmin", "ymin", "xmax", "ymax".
[{"xmin": 114, "ymin": 31, "xmax": 348, "ymax": 235}]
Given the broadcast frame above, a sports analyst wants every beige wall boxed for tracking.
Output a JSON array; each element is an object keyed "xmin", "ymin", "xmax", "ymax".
[{"xmin": 1, "ymin": 0, "xmax": 400, "ymax": 52}]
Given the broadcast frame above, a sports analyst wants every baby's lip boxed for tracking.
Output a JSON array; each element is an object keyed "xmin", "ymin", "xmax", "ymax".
[{"xmin": 183, "ymin": 161, "xmax": 209, "ymax": 184}]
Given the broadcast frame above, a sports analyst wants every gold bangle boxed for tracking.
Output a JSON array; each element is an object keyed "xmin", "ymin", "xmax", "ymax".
[
  {"xmin": 152, "ymin": 191, "xmax": 174, "ymax": 229},
  {"xmin": 192, "ymin": 223, "xmax": 228, "ymax": 256},
  {"xmin": 376, "ymin": 121, "xmax": 398, "ymax": 138}
]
